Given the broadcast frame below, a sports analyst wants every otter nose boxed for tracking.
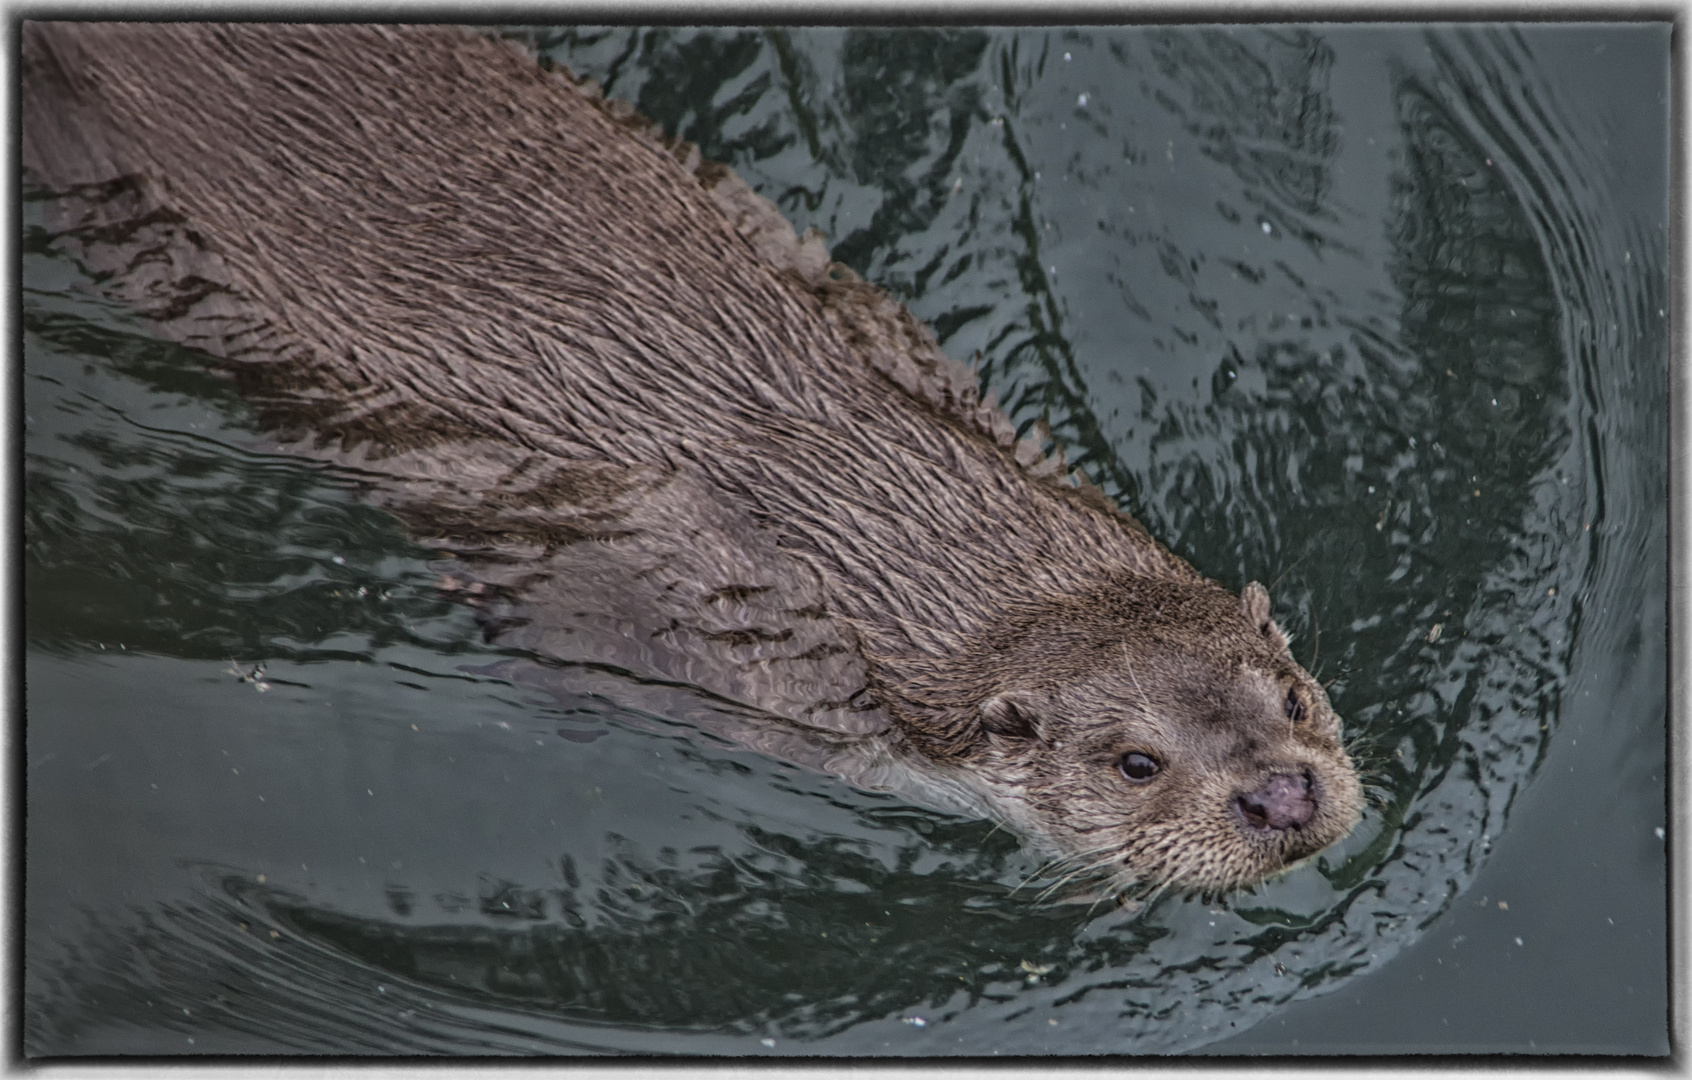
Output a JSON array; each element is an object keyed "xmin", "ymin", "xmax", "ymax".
[{"xmin": 1237, "ymin": 772, "xmax": 1315, "ymax": 832}]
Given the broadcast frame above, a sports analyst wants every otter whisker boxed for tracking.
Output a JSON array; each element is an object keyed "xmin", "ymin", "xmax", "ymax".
[
  {"xmin": 1012, "ymin": 853, "xmax": 1083, "ymax": 895},
  {"xmin": 1124, "ymin": 875, "xmax": 1173, "ymax": 909},
  {"xmin": 1016, "ymin": 840, "xmax": 1122, "ymax": 897},
  {"xmin": 1033, "ymin": 869, "xmax": 1090, "ymax": 905},
  {"xmin": 1034, "ymin": 851, "xmax": 1124, "ymax": 905},
  {"xmin": 1308, "ymin": 606, "xmax": 1321, "ymax": 675},
  {"xmin": 1267, "ymin": 552, "xmax": 1309, "ymax": 595}
]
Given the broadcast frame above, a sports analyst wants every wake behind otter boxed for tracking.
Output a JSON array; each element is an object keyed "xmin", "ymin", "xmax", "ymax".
[{"xmin": 21, "ymin": 22, "xmax": 1361, "ymax": 893}]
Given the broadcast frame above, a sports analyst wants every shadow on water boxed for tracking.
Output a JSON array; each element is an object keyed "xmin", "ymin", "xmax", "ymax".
[{"xmin": 22, "ymin": 25, "xmax": 1661, "ymax": 1055}]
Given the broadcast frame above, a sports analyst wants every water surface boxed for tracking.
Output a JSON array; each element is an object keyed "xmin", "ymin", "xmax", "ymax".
[{"xmin": 22, "ymin": 23, "xmax": 1668, "ymax": 1055}]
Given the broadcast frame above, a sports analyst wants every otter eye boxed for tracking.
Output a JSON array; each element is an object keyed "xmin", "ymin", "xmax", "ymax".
[
  {"xmin": 1285, "ymin": 687, "xmax": 1307, "ymax": 726},
  {"xmin": 1119, "ymin": 752, "xmax": 1161, "ymax": 783}
]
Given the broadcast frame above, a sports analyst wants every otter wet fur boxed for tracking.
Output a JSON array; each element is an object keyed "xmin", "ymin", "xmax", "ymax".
[{"xmin": 21, "ymin": 23, "xmax": 1363, "ymax": 896}]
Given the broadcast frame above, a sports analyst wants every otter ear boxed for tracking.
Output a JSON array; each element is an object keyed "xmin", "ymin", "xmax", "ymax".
[
  {"xmin": 979, "ymin": 693, "xmax": 1046, "ymax": 744},
  {"xmin": 1242, "ymin": 581, "xmax": 1291, "ymax": 653}
]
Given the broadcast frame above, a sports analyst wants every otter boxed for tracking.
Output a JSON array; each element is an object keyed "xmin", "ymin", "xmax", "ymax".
[{"xmin": 20, "ymin": 22, "xmax": 1362, "ymax": 895}]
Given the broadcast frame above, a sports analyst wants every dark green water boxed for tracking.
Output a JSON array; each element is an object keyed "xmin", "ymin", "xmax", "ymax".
[{"xmin": 22, "ymin": 25, "xmax": 1668, "ymax": 1055}]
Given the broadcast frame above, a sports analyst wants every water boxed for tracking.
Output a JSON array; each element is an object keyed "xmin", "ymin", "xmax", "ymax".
[{"xmin": 22, "ymin": 25, "xmax": 1667, "ymax": 1055}]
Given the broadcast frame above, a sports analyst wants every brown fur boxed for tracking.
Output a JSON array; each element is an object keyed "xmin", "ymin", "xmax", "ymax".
[{"xmin": 20, "ymin": 22, "xmax": 1361, "ymax": 892}]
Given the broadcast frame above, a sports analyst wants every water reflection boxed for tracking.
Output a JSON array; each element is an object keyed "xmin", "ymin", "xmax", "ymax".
[
  {"xmin": 1149, "ymin": 29, "xmax": 1341, "ymax": 243},
  {"xmin": 23, "ymin": 311, "xmax": 462, "ymax": 664}
]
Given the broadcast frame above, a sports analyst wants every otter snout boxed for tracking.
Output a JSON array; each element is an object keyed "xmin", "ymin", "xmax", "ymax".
[{"xmin": 1236, "ymin": 771, "xmax": 1315, "ymax": 832}]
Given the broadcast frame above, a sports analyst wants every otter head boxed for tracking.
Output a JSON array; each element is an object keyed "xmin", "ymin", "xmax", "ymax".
[{"xmin": 947, "ymin": 576, "xmax": 1363, "ymax": 896}]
